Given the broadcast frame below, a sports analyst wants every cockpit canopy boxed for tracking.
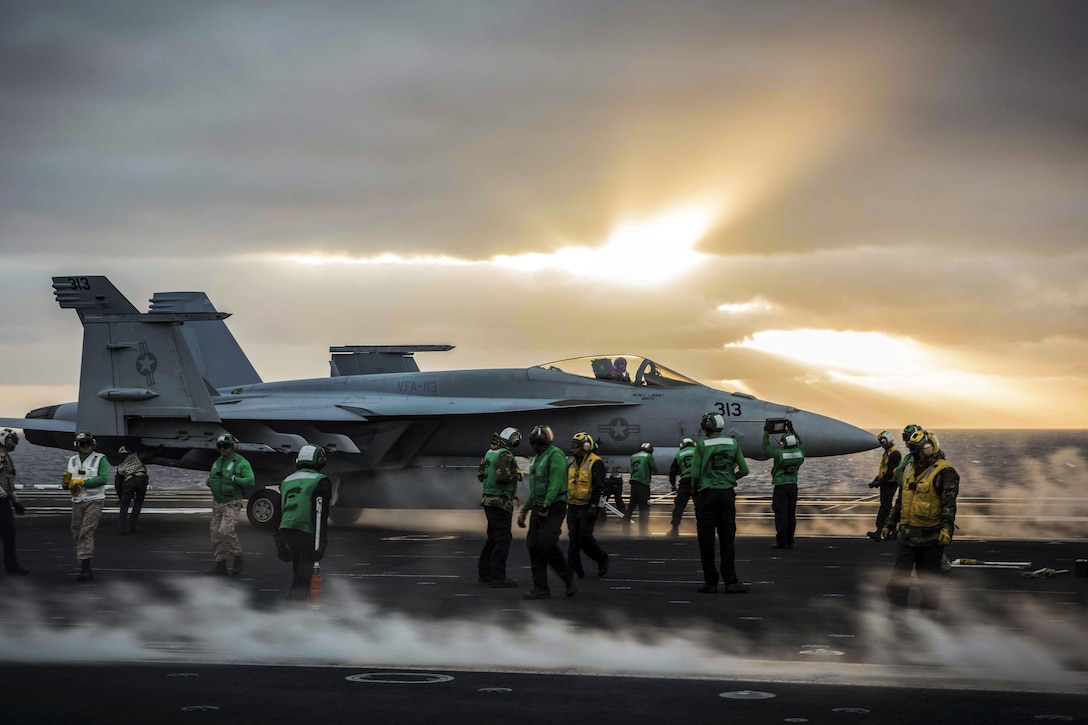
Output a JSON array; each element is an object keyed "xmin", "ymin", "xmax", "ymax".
[{"xmin": 532, "ymin": 355, "xmax": 700, "ymax": 388}]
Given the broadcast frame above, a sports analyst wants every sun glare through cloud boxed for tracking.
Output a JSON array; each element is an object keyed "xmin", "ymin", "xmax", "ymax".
[
  {"xmin": 493, "ymin": 207, "xmax": 714, "ymax": 285},
  {"xmin": 731, "ymin": 329, "xmax": 1025, "ymax": 407},
  {"xmin": 718, "ymin": 298, "xmax": 775, "ymax": 315},
  {"xmin": 282, "ymin": 207, "xmax": 715, "ymax": 286},
  {"xmin": 729, "ymin": 329, "xmax": 929, "ymax": 375}
]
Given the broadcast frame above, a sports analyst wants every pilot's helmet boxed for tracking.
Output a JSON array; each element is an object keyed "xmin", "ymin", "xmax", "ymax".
[
  {"xmin": 639, "ymin": 441, "xmax": 653, "ymax": 454},
  {"xmin": 571, "ymin": 432, "xmax": 594, "ymax": 454},
  {"xmin": 499, "ymin": 427, "xmax": 522, "ymax": 449},
  {"xmin": 1, "ymin": 428, "xmax": 18, "ymax": 450},
  {"xmin": 613, "ymin": 357, "xmax": 627, "ymax": 373},
  {"xmin": 700, "ymin": 412, "xmax": 724, "ymax": 434},
  {"xmin": 215, "ymin": 433, "xmax": 236, "ymax": 451},
  {"xmin": 529, "ymin": 424, "xmax": 554, "ymax": 453},
  {"xmin": 877, "ymin": 431, "xmax": 894, "ymax": 447},
  {"xmin": 680, "ymin": 437, "xmax": 695, "ymax": 449},
  {"xmin": 901, "ymin": 424, "xmax": 921, "ymax": 442},
  {"xmin": 74, "ymin": 430, "xmax": 96, "ymax": 449},
  {"xmin": 296, "ymin": 444, "xmax": 327, "ymax": 470}
]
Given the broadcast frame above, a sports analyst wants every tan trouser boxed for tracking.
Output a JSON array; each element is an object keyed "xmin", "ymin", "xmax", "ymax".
[
  {"xmin": 71, "ymin": 499, "xmax": 103, "ymax": 561},
  {"xmin": 210, "ymin": 500, "xmax": 243, "ymax": 561}
]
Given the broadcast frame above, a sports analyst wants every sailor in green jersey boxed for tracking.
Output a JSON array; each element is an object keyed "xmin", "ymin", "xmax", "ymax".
[
  {"xmin": 476, "ymin": 427, "xmax": 523, "ymax": 588},
  {"xmin": 274, "ymin": 444, "xmax": 332, "ymax": 603},
  {"xmin": 624, "ymin": 442, "xmax": 657, "ymax": 536},
  {"xmin": 691, "ymin": 413, "xmax": 750, "ymax": 594},
  {"xmin": 761, "ymin": 420, "xmax": 805, "ymax": 550},
  {"xmin": 517, "ymin": 425, "xmax": 577, "ymax": 600},
  {"xmin": 668, "ymin": 438, "xmax": 696, "ymax": 536},
  {"xmin": 881, "ymin": 428, "xmax": 960, "ymax": 611},
  {"xmin": 204, "ymin": 433, "xmax": 255, "ymax": 577},
  {"xmin": 866, "ymin": 431, "xmax": 902, "ymax": 542}
]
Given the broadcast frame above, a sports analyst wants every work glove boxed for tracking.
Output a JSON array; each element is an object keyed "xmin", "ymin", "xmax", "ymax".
[
  {"xmin": 587, "ymin": 504, "xmax": 598, "ymax": 522},
  {"xmin": 868, "ymin": 480, "xmax": 879, "ymax": 489},
  {"xmin": 516, "ymin": 510, "xmax": 527, "ymax": 529},
  {"xmin": 880, "ymin": 526, "xmax": 893, "ymax": 540},
  {"xmin": 938, "ymin": 529, "xmax": 952, "ymax": 547},
  {"xmin": 13, "ymin": 501, "xmax": 26, "ymax": 515},
  {"xmin": 61, "ymin": 472, "xmax": 73, "ymax": 488},
  {"xmin": 538, "ymin": 507, "xmax": 550, "ymax": 519}
]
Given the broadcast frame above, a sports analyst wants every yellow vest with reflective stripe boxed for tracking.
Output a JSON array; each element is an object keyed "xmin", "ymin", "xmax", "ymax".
[
  {"xmin": 900, "ymin": 459, "xmax": 951, "ymax": 528},
  {"xmin": 568, "ymin": 453, "xmax": 601, "ymax": 505}
]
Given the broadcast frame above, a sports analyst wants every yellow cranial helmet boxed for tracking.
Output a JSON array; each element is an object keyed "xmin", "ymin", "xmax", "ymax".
[
  {"xmin": 572, "ymin": 431, "xmax": 594, "ymax": 453},
  {"xmin": 877, "ymin": 431, "xmax": 894, "ymax": 446},
  {"xmin": 908, "ymin": 428, "xmax": 938, "ymax": 458}
]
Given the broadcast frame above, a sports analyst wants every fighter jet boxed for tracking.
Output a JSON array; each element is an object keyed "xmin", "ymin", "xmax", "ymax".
[{"xmin": 2, "ymin": 275, "xmax": 876, "ymax": 526}]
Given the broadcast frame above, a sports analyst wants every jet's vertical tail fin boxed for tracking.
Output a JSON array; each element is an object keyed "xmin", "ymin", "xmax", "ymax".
[
  {"xmin": 150, "ymin": 291, "xmax": 262, "ymax": 389},
  {"xmin": 53, "ymin": 275, "xmax": 140, "ymax": 321},
  {"xmin": 74, "ymin": 310, "xmax": 226, "ymax": 438}
]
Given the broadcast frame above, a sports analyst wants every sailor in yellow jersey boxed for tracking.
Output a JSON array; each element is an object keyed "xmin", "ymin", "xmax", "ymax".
[{"xmin": 881, "ymin": 428, "xmax": 960, "ymax": 611}]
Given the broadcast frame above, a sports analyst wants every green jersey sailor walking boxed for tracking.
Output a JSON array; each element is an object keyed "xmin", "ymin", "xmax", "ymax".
[
  {"xmin": 274, "ymin": 444, "xmax": 332, "ymax": 603},
  {"xmin": 204, "ymin": 433, "xmax": 254, "ymax": 576}
]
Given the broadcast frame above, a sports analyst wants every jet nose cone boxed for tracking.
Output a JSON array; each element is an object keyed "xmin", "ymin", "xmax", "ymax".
[{"xmin": 789, "ymin": 411, "xmax": 877, "ymax": 457}]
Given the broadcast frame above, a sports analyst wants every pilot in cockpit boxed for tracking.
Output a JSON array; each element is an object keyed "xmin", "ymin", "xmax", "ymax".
[{"xmin": 611, "ymin": 357, "xmax": 630, "ymax": 382}]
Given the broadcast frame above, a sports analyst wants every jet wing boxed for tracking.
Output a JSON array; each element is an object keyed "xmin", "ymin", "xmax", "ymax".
[
  {"xmin": 214, "ymin": 395, "xmax": 636, "ymax": 421},
  {"xmin": 0, "ymin": 417, "xmax": 76, "ymax": 433}
]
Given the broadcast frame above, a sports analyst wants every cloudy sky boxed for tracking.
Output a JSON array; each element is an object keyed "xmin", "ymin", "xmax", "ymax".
[{"xmin": 2, "ymin": 0, "xmax": 1085, "ymax": 430}]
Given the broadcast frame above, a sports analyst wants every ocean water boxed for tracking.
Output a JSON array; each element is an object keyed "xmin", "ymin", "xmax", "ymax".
[{"xmin": 10, "ymin": 429, "xmax": 1086, "ymax": 498}]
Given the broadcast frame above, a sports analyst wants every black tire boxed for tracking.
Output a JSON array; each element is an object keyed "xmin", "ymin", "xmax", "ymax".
[
  {"xmin": 329, "ymin": 506, "xmax": 363, "ymax": 526},
  {"xmin": 246, "ymin": 489, "xmax": 281, "ymax": 528}
]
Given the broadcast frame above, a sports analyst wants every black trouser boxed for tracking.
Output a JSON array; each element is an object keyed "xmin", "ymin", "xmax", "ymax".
[
  {"xmin": 771, "ymin": 483, "xmax": 797, "ymax": 546},
  {"xmin": 479, "ymin": 505, "xmax": 513, "ymax": 581},
  {"xmin": 887, "ymin": 542, "xmax": 946, "ymax": 610},
  {"xmin": 670, "ymin": 481, "xmax": 692, "ymax": 527},
  {"xmin": 695, "ymin": 488, "xmax": 739, "ymax": 587},
  {"xmin": 566, "ymin": 504, "xmax": 607, "ymax": 574},
  {"xmin": 0, "ymin": 498, "xmax": 22, "ymax": 573},
  {"xmin": 280, "ymin": 527, "xmax": 318, "ymax": 602},
  {"xmin": 874, "ymin": 482, "xmax": 897, "ymax": 531},
  {"xmin": 603, "ymin": 477, "xmax": 626, "ymax": 516},
  {"xmin": 526, "ymin": 501, "xmax": 571, "ymax": 592},
  {"xmin": 626, "ymin": 481, "xmax": 651, "ymax": 535},
  {"xmin": 118, "ymin": 478, "xmax": 148, "ymax": 532}
]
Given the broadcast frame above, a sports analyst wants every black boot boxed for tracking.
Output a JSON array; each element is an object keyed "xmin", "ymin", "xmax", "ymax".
[
  {"xmin": 230, "ymin": 554, "xmax": 244, "ymax": 576},
  {"xmin": 204, "ymin": 560, "xmax": 228, "ymax": 576},
  {"xmin": 76, "ymin": 559, "xmax": 93, "ymax": 582}
]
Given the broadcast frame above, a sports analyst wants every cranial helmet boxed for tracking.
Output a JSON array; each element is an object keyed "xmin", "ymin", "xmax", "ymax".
[
  {"xmin": 499, "ymin": 427, "xmax": 522, "ymax": 449},
  {"xmin": 700, "ymin": 412, "xmax": 724, "ymax": 434},
  {"xmin": 296, "ymin": 444, "xmax": 327, "ymax": 470},
  {"xmin": 680, "ymin": 437, "xmax": 695, "ymax": 449},
  {"xmin": 572, "ymin": 432, "xmax": 594, "ymax": 454},
  {"xmin": 640, "ymin": 442, "xmax": 653, "ymax": 453},
  {"xmin": 877, "ymin": 431, "xmax": 894, "ymax": 446},
  {"xmin": 529, "ymin": 424, "xmax": 554, "ymax": 452},
  {"xmin": 215, "ymin": 433, "xmax": 236, "ymax": 450},
  {"xmin": 74, "ymin": 430, "xmax": 95, "ymax": 448},
  {"xmin": 1, "ymin": 428, "xmax": 18, "ymax": 449},
  {"xmin": 902, "ymin": 424, "xmax": 921, "ymax": 442},
  {"xmin": 907, "ymin": 428, "xmax": 938, "ymax": 459}
]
